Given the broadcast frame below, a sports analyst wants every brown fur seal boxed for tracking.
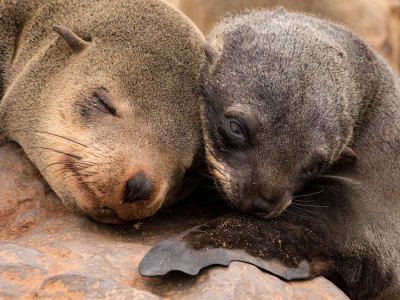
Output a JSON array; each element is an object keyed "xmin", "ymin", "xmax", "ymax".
[
  {"xmin": 168, "ymin": 0, "xmax": 400, "ymax": 71},
  {"xmin": 0, "ymin": 0, "xmax": 205, "ymax": 224},
  {"xmin": 139, "ymin": 10, "xmax": 400, "ymax": 299}
]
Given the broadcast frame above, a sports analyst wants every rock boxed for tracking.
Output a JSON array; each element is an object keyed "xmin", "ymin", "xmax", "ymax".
[
  {"xmin": 167, "ymin": 0, "xmax": 400, "ymax": 72},
  {"xmin": 0, "ymin": 144, "xmax": 349, "ymax": 299},
  {"xmin": 39, "ymin": 274, "xmax": 161, "ymax": 300},
  {"xmin": 172, "ymin": 263, "xmax": 348, "ymax": 300},
  {"xmin": 387, "ymin": 0, "xmax": 400, "ymax": 71}
]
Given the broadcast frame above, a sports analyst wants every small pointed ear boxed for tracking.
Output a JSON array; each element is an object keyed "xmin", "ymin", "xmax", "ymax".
[
  {"xmin": 204, "ymin": 42, "xmax": 219, "ymax": 65},
  {"xmin": 340, "ymin": 146, "xmax": 358, "ymax": 161},
  {"xmin": 53, "ymin": 25, "xmax": 90, "ymax": 53}
]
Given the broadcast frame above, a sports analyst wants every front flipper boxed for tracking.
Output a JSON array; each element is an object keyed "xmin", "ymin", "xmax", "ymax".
[{"xmin": 139, "ymin": 213, "xmax": 324, "ymax": 281}]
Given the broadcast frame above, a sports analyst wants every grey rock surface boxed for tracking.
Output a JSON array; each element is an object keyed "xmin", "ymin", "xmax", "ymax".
[{"xmin": 0, "ymin": 143, "xmax": 349, "ymax": 299}]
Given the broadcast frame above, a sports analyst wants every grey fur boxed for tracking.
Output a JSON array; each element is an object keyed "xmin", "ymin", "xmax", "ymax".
[
  {"xmin": 0, "ymin": 0, "xmax": 205, "ymax": 224},
  {"xmin": 200, "ymin": 9, "xmax": 400, "ymax": 298}
]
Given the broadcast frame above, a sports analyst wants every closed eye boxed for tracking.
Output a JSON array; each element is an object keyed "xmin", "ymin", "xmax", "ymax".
[
  {"xmin": 93, "ymin": 89, "xmax": 117, "ymax": 116},
  {"xmin": 302, "ymin": 155, "xmax": 326, "ymax": 180}
]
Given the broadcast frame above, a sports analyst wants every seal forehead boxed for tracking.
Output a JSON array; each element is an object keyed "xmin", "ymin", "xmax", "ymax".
[
  {"xmin": 211, "ymin": 10, "xmax": 346, "ymax": 67},
  {"xmin": 86, "ymin": 0, "xmax": 203, "ymax": 61},
  {"xmin": 206, "ymin": 14, "xmax": 349, "ymax": 122}
]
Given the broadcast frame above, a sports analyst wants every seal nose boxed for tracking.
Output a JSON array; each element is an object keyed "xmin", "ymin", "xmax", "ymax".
[
  {"xmin": 251, "ymin": 197, "xmax": 273, "ymax": 214},
  {"xmin": 125, "ymin": 172, "xmax": 153, "ymax": 203}
]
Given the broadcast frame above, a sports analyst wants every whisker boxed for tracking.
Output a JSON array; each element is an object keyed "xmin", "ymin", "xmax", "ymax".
[
  {"xmin": 291, "ymin": 198, "xmax": 319, "ymax": 203},
  {"xmin": 292, "ymin": 203, "xmax": 328, "ymax": 208},
  {"xmin": 76, "ymin": 170, "xmax": 97, "ymax": 176},
  {"xmin": 291, "ymin": 205, "xmax": 312, "ymax": 214},
  {"xmin": 294, "ymin": 189, "xmax": 325, "ymax": 198},
  {"xmin": 31, "ymin": 146, "xmax": 82, "ymax": 160},
  {"xmin": 36, "ymin": 130, "xmax": 113, "ymax": 153},
  {"xmin": 61, "ymin": 173, "xmax": 77, "ymax": 181},
  {"xmin": 283, "ymin": 209, "xmax": 306, "ymax": 219},
  {"xmin": 40, "ymin": 161, "xmax": 69, "ymax": 173},
  {"xmin": 35, "ymin": 131, "xmax": 90, "ymax": 149},
  {"xmin": 51, "ymin": 167, "xmax": 73, "ymax": 176},
  {"xmin": 8, "ymin": 127, "xmax": 112, "ymax": 157}
]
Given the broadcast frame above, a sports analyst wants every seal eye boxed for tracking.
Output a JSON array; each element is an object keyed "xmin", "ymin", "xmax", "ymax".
[
  {"xmin": 223, "ymin": 117, "xmax": 247, "ymax": 144},
  {"xmin": 229, "ymin": 119, "xmax": 245, "ymax": 139},
  {"xmin": 93, "ymin": 90, "xmax": 117, "ymax": 116}
]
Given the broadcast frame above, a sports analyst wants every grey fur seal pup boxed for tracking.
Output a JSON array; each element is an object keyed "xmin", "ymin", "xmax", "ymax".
[
  {"xmin": 0, "ymin": 0, "xmax": 205, "ymax": 224},
  {"xmin": 139, "ymin": 10, "xmax": 400, "ymax": 299}
]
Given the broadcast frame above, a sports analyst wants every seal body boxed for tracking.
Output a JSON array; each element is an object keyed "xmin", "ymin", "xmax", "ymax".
[
  {"xmin": 0, "ymin": 0, "xmax": 205, "ymax": 224},
  {"xmin": 140, "ymin": 10, "xmax": 400, "ymax": 299}
]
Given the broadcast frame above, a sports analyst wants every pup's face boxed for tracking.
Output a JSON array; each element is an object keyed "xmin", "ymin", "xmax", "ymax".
[
  {"xmin": 4, "ymin": 26, "xmax": 203, "ymax": 224},
  {"xmin": 201, "ymin": 23, "xmax": 353, "ymax": 218}
]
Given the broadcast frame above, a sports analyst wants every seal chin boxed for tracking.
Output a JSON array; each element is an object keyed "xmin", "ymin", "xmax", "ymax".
[
  {"xmin": 89, "ymin": 207, "xmax": 130, "ymax": 225},
  {"xmin": 255, "ymin": 208, "xmax": 284, "ymax": 220},
  {"xmin": 86, "ymin": 199, "xmax": 164, "ymax": 225},
  {"xmin": 253, "ymin": 196, "xmax": 292, "ymax": 219}
]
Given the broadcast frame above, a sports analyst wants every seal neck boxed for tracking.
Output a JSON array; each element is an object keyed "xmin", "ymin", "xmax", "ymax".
[{"xmin": 345, "ymin": 38, "xmax": 398, "ymax": 145}]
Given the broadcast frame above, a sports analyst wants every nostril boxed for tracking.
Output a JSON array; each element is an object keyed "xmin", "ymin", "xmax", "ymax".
[
  {"xmin": 251, "ymin": 197, "xmax": 272, "ymax": 214},
  {"xmin": 125, "ymin": 172, "xmax": 153, "ymax": 203}
]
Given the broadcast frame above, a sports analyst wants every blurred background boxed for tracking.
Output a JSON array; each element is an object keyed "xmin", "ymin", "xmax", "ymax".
[{"xmin": 166, "ymin": 0, "xmax": 400, "ymax": 72}]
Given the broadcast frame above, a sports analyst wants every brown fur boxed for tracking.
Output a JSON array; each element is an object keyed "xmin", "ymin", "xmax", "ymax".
[{"xmin": 0, "ymin": 0, "xmax": 205, "ymax": 224}]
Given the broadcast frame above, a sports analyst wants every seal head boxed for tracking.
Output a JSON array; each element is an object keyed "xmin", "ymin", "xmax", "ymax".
[
  {"xmin": 201, "ymin": 9, "xmax": 358, "ymax": 218},
  {"xmin": 0, "ymin": 0, "xmax": 204, "ymax": 224}
]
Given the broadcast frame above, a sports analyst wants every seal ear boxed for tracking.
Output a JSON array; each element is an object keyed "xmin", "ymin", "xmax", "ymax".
[
  {"xmin": 53, "ymin": 25, "xmax": 91, "ymax": 53},
  {"xmin": 340, "ymin": 146, "xmax": 357, "ymax": 161}
]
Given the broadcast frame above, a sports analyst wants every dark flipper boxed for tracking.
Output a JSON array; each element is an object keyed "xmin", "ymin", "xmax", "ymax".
[
  {"xmin": 139, "ymin": 177, "xmax": 395, "ymax": 299},
  {"xmin": 139, "ymin": 213, "xmax": 325, "ymax": 281}
]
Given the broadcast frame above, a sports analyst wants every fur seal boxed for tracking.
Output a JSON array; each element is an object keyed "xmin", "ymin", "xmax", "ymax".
[
  {"xmin": 0, "ymin": 0, "xmax": 205, "ymax": 224},
  {"xmin": 139, "ymin": 10, "xmax": 400, "ymax": 299}
]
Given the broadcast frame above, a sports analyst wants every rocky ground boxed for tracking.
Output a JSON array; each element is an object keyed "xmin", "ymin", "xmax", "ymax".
[{"xmin": 0, "ymin": 143, "xmax": 348, "ymax": 299}]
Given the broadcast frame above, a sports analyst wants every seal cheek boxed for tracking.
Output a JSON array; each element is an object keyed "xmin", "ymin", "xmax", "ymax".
[{"xmin": 205, "ymin": 148, "xmax": 233, "ymax": 195}]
